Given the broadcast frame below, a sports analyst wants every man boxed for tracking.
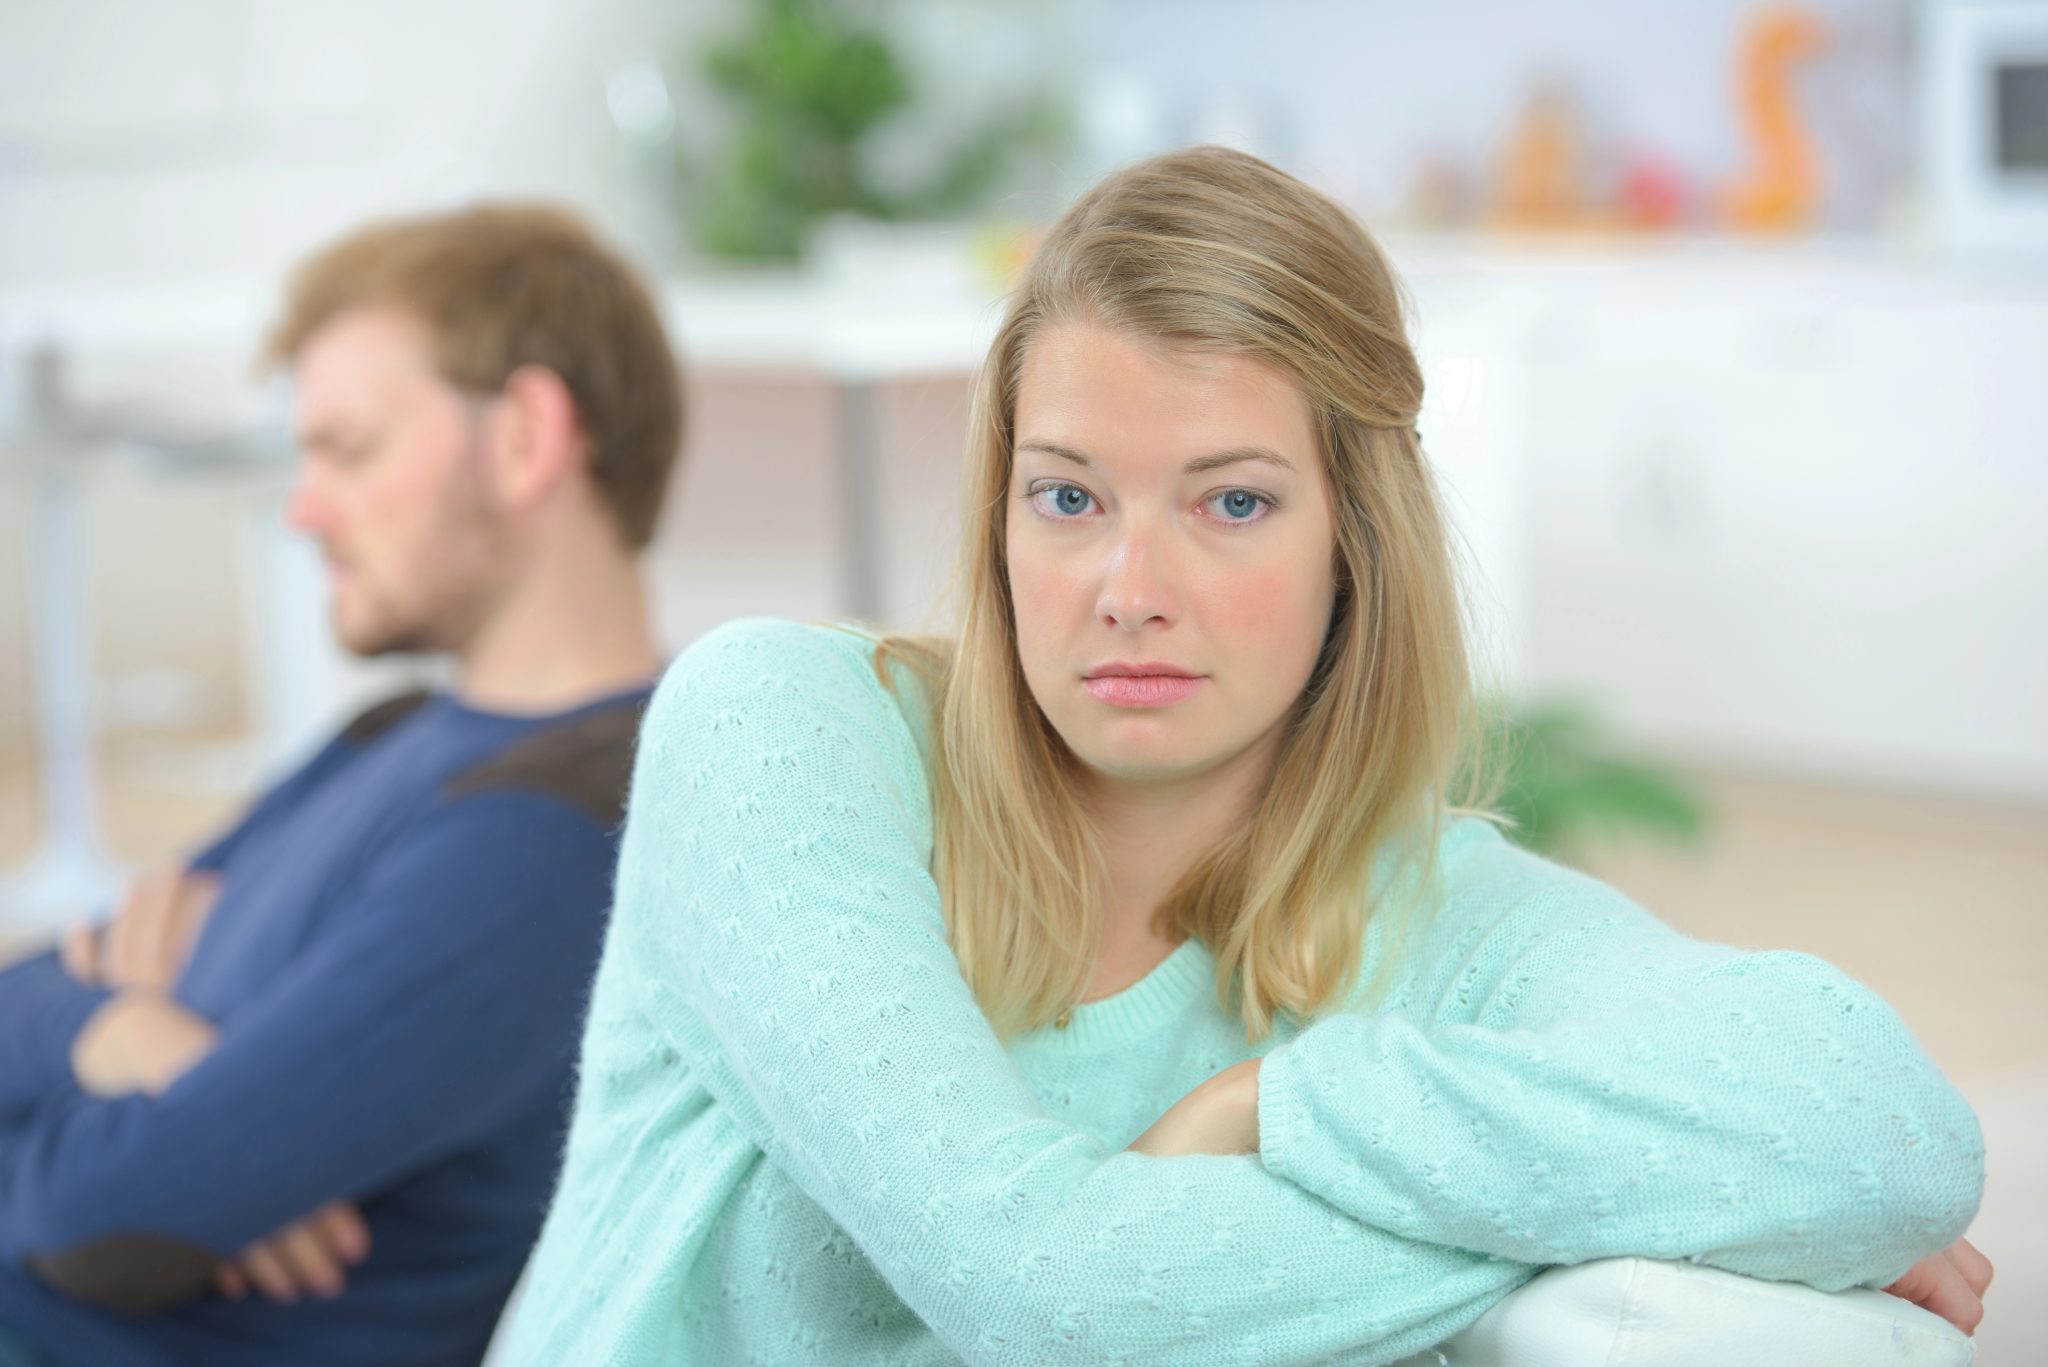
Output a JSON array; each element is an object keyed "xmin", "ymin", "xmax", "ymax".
[{"xmin": 0, "ymin": 203, "xmax": 684, "ymax": 1366}]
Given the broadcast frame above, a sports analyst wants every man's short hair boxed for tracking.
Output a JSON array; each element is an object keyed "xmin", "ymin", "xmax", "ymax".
[{"xmin": 263, "ymin": 203, "xmax": 684, "ymax": 549}]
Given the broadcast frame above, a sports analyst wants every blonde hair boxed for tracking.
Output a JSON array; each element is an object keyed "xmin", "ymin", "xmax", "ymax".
[
  {"xmin": 262, "ymin": 203, "xmax": 683, "ymax": 549},
  {"xmin": 879, "ymin": 146, "xmax": 1503, "ymax": 1043}
]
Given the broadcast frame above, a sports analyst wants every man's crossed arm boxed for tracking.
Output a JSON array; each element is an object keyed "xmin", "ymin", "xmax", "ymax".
[
  {"xmin": 0, "ymin": 795, "xmax": 616, "ymax": 1315},
  {"xmin": 6, "ymin": 868, "xmax": 364, "ymax": 1310},
  {"xmin": 52, "ymin": 879, "xmax": 369, "ymax": 1309}
]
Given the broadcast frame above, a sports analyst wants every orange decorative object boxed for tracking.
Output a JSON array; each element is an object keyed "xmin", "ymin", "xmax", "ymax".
[
  {"xmin": 1486, "ymin": 78, "xmax": 1609, "ymax": 233},
  {"xmin": 1718, "ymin": 5, "xmax": 1828, "ymax": 233}
]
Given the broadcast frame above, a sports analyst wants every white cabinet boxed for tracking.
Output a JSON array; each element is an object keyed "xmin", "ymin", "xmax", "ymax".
[{"xmin": 1425, "ymin": 251, "xmax": 2048, "ymax": 797}]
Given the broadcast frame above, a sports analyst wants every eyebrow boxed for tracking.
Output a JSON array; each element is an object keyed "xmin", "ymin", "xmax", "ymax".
[
  {"xmin": 1016, "ymin": 439, "xmax": 1296, "ymax": 475},
  {"xmin": 296, "ymin": 420, "xmax": 372, "ymax": 450}
]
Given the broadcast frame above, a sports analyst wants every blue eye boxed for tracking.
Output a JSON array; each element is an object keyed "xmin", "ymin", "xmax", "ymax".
[
  {"xmin": 1205, "ymin": 489, "xmax": 1271, "ymax": 523},
  {"xmin": 1031, "ymin": 483, "xmax": 1097, "ymax": 519}
]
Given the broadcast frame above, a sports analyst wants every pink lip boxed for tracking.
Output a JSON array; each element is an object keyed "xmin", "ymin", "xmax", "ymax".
[
  {"xmin": 1087, "ymin": 661, "xmax": 1198, "ymax": 678},
  {"xmin": 1082, "ymin": 663, "xmax": 1205, "ymax": 708}
]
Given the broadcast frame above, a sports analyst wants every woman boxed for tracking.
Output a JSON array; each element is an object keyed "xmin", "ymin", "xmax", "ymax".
[{"xmin": 498, "ymin": 147, "xmax": 1988, "ymax": 1364}]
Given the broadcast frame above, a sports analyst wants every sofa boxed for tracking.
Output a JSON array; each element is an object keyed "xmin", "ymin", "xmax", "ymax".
[{"xmin": 1392, "ymin": 1256, "xmax": 1975, "ymax": 1366}]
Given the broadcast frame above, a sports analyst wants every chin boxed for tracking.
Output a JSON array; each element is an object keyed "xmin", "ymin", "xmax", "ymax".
[
  {"xmin": 336, "ymin": 627, "xmax": 396, "ymax": 659},
  {"xmin": 1069, "ymin": 729, "xmax": 1219, "ymax": 784},
  {"xmin": 1071, "ymin": 707, "xmax": 1281, "ymax": 789},
  {"xmin": 333, "ymin": 609, "xmax": 411, "ymax": 659}
]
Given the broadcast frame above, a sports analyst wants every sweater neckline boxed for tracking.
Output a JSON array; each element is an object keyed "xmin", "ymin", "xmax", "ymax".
[
  {"xmin": 1023, "ymin": 936, "xmax": 1217, "ymax": 1053},
  {"xmin": 437, "ymin": 677, "xmax": 657, "ymax": 727},
  {"xmin": 1008, "ymin": 817, "xmax": 1505, "ymax": 1054}
]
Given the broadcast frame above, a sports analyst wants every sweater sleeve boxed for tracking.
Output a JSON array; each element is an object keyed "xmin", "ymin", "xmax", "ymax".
[
  {"xmin": 1255, "ymin": 844, "xmax": 1986, "ymax": 1294},
  {"xmin": 531, "ymin": 619, "xmax": 1543, "ymax": 1367},
  {"xmin": 0, "ymin": 732, "xmax": 358, "ymax": 1125},
  {"xmin": 0, "ymin": 952, "xmax": 112, "ymax": 1123}
]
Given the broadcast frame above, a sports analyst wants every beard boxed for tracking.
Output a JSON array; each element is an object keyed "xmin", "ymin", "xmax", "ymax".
[
  {"xmin": 330, "ymin": 425, "xmax": 514, "ymax": 658},
  {"xmin": 334, "ymin": 579, "xmax": 465, "ymax": 658}
]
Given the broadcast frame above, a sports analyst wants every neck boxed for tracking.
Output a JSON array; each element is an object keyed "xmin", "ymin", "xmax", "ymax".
[
  {"xmin": 453, "ymin": 533, "xmax": 660, "ymax": 715},
  {"xmin": 1080, "ymin": 735, "xmax": 1277, "ymax": 944}
]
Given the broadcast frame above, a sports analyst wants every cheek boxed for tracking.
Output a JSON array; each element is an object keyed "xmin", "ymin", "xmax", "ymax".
[
  {"xmin": 345, "ymin": 480, "xmax": 406, "ymax": 559},
  {"xmin": 364, "ymin": 454, "xmax": 450, "ymax": 549},
  {"xmin": 1203, "ymin": 547, "xmax": 1335, "ymax": 681},
  {"xmin": 1005, "ymin": 519, "xmax": 1091, "ymax": 650}
]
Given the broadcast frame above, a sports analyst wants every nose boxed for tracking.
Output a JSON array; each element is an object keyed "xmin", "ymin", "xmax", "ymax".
[
  {"xmin": 1095, "ymin": 519, "xmax": 1177, "ymax": 631},
  {"xmin": 282, "ymin": 466, "xmax": 329, "ymax": 538}
]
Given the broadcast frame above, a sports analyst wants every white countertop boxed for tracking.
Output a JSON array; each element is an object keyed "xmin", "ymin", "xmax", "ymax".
[{"xmin": 4, "ymin": 231, "xmax": 2040, "ymax": 384}]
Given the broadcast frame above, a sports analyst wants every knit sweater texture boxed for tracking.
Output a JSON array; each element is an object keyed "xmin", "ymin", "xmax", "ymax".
[{"xmin": 498, "ymin": 618, "xmax": 1984, "ymax": 1367}]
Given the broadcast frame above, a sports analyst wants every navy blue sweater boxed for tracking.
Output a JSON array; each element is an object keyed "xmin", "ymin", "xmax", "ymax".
[{"xmin": 0, "ymin": 681, "xmax": 651, "ymax": 1366}]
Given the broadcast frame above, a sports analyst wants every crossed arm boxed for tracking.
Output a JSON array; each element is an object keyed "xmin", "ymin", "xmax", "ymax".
[
  {"xmin": 0, "ymin": 794, "xmax": 618, "ymax": 1313},
  {"xmin": 1134, "ymin": 1000, "xmax": 1992, "ymax": 1337},
  {"xmin": 50, "ymin": 871, "xmax": 366, "ymax": 1307}
]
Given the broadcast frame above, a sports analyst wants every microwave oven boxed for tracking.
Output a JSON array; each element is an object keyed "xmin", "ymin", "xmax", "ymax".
[{"xmin": 1921, "ymin": 0, "xmax": 2048, "ymax": 254}]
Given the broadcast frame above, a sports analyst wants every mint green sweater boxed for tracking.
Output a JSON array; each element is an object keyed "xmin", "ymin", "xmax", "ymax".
[{"xmin": 498, "ymin": 619, "xmax": 1984, "ymax": 1366}]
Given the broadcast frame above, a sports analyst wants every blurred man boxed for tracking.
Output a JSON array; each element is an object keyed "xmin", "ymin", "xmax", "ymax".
[{"xmin": 0, "ymin": 204, "xmax": 684, "ymax": 1367}]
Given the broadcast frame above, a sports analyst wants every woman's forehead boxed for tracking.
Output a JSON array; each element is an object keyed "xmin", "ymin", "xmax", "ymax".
[{"xmin": 1012, "ymin": 325, "xmax": 1316, "ymax": 470}]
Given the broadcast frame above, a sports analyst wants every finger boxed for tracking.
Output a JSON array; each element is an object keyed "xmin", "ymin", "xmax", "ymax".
[
  {"xmin": 314, "ymin": 1203, "xmax": 371, "ymax": 1266},
  {"xmin": 214, "ymin": 1263, "xmax": 248, "ymax": 1301},
  {"xmin": 132, "ymin": 868, "xmax": 186, "ymax": 989},
  {"xmin": 1941, "ymin": 1286, "xmax": 1985, "ymax": 1338},
  {"xmin": 141, "ymin": 866, "xmax": 178, "ymax": 910},
  {"xmin": 59, "ymin": 926, "xmax": 100, "ymax": 985},
  {"xmin": 1948, "ymin": 1237, "xmax": 1995, "ymax": 1297},
  {"xmin": 272, "ymin": 1222, "xmax": 348, "ymax": 1299},
  {"xmin": 238, "ymin": 1243, "xmax": 300, "ymax": 1303},
  {"xmin": 1891, "ymin": 1258, "xmax": 1984, "ymax": 1338},
  {"xmin": 182, "ymin": 870, "xmax": 223, "ymax": 919},
  {"xmin": 102, "ymin": 885, "xmax": 142, "ymax": 986},
  {"xmin": 168, "ymin": 872, "xmax": 222, "ymax": 968},
  {"xmin": 107, "ymin": 870, "xmax": 171, "ymax": 986},
  {"xmin": 133, "ymin": 887, "xmax": 171, "ymax": 988}
]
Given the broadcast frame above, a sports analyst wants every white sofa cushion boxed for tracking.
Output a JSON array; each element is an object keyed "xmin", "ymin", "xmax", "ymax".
[
  {"xmin": 480, "ymin": 1254, "xmax": 1974, "ymax": 1365},
  {"xmin": 1390, "ymin": 1257, "xmax": 1974, "ymax": 1367}
]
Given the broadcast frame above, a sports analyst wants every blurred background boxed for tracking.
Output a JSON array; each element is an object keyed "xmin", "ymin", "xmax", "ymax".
[{"xmin": 0, "ymin": 0, "xmax": 2042, "ymax": 1356}]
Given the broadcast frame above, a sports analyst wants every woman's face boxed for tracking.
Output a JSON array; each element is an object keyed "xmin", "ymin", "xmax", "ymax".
[{"xmin": 1006, "ymin": 322, "xmax": 1339, "ymax": 792}]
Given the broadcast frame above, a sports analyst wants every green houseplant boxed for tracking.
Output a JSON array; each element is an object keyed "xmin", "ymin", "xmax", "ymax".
[
  {"xmin": 688, "ymin": 0, "xmax": 1059, "ymax": 261},
  {"xmin": 1472, "ymin": 693, "xmax": 1712, "ymax": 864}
]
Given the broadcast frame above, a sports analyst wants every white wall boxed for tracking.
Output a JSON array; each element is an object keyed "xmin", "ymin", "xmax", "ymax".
[
  {"xmin": 0, "ymin": 0, "xmax": 700, "ymax": 290},
  {"xmin": 3, "ymin": 0, "xmax": 2041, "ymax": 802}
]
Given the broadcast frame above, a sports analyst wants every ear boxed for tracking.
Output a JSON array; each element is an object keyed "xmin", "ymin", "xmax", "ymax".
[{"xmin": 489, "ymin": 364, "xmax": 586, "ymax": 512}]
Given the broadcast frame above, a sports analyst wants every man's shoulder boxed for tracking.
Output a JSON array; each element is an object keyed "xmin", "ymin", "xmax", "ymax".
[
  {"xmin": 338, "ymin": 688, "xmax": 436, "ymax": 746},
  {"xmin": 441, "ymin": 694, "xmax": 649, "ymax": 829}
]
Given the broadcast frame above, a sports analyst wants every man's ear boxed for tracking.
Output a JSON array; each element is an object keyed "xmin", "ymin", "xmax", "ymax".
[{"xmin": 492, "ymin": 364, "xmax": 586, "ymax": 512}]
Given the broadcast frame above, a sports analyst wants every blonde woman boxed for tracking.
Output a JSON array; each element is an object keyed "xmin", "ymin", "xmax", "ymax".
[{"xmin": 498, "ymin": 148, "xmax": 1988, "ymax": 1365}]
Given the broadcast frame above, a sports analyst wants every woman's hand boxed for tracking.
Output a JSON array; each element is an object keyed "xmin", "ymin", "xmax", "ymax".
[
  {"xmin": 1130, "ymin": 1060, "xmax": 1996, "ymax": 1342},
  {"xmin": 1881, "ymin": 1236, "xmax": 1993, "ymax": 1337},
  {"xmin": 1126, "ymin": 1058, "xmax": 1262, "ymax": 1157}
]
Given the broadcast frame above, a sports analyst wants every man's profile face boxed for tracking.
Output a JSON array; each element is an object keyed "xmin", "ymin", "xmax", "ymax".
[{"xmin": 284, "ymin": 305, "xmax": 512, "ymax": 657}]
